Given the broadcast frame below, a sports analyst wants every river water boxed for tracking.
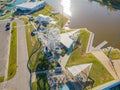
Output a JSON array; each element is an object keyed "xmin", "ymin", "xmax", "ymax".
[{"xmin": 44, "ymin": 0, "xmax": 120, "ymax": 48}]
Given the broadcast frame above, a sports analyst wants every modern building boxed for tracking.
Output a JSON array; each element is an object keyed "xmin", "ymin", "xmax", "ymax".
[
  {"xmin": 35, "ymin": 14, "xmax": 53, "ymax": 24},
  {"xmin": 68, "ymin": 63, "xmax": 92, "ymax": 86},
  {"xmin": 16, "ymin": 1, "xmax": 45, "ymax": 15}
]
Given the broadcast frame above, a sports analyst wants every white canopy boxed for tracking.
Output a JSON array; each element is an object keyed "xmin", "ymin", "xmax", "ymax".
[
  {"xmin": 60, "ymin": 29, "xmax": 80, "ymax": 48},
  {"xmin": 68, "ymin": 63, "xmax": 92, "ymax": 77},
  {"xmin": 36, "ymin": 14, "xmax": 53, "ymax": 23},
  {"xmin": 16, "ymin": 1, "xmax": 45, "ymax": 10}
]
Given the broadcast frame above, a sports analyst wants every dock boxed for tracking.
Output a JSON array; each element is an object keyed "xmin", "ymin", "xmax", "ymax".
[
  {"xmin": 87, "ymin": 32, "xmax": 95, "ymax": 52},
  {"xmin": 94, "ymin": 41, "xmax": 108, "ymax": 50}
]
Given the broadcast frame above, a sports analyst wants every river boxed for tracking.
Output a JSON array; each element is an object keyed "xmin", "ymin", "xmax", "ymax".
[{"xmin": 44, "ymin": 0, "xmax": 120, "ymax": 49}]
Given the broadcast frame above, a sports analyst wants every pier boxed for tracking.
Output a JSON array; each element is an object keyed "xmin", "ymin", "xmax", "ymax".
[{"xmin": 94, "ymin": 41, "xmax": 108, "ymax": 50}]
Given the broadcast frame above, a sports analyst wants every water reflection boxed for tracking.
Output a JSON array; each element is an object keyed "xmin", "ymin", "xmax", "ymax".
[
  {"xmin": 61, "ymin": 0, "xmax": 72, "ymax": 17},
  {"xmin": 44, "ymin": 0, "xmax": 120, "ymax": 48},
  {"xmin": 88, "ymin": 0, "xmax": 118, "ymax": 11}
]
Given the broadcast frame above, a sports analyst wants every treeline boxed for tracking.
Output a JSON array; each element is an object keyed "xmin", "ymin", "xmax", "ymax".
[
  {"xmin": 89, "ymin": 0, "xmax": 120, "ymax": 9},
  {"xmin": 109, "ymin": 0, "xmax": 120, "ymax": 5}
]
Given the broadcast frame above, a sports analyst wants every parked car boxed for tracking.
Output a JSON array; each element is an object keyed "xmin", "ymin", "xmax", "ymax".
[
  {"xmin": 6, "ymin": 23, "xmax": 10, "ymax": 27},
  {"xmin": 31, "ymin": 29, "xmax": 37, "ymax": 36},
  {"xmin": 5, "ymin": 23, "xmax": 10, "ymax": 31},
  {"xmin": 29, "ymin": 16, "xmax": 34, "ymax": 21},
  {"xmin": 6, "ymin": 27, "xmax": 10, "ymax": 31}
]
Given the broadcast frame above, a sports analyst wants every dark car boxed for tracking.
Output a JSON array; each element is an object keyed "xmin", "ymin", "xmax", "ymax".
[
  {"xmin": 5, "ymin": 23, "xmax": 10, "ymax": 31},
  {"xmin": 31, "ymin": 29, "xmax": 37, "ymax": 36},
  {"xmin": 29, "ymin": 17, "xmax": 34, "ymax": 21},
  {"xmin": 6, "ymin": 23, "xmax": 10, "ymax": 27},
  {"xmin": 6, "ymin": 27, "xmax": 10, "ymax": 31}
]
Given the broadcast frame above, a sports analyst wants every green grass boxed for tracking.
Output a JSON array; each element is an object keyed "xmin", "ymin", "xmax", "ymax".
[
  {"xmin": 32, "ymin": 74, "xmax": 50, "ymax": 90},
  {"xmin": 8, "ymin": 22, "xmax": 17, "ymax": 80},
  {"xmin": 0, "ymin": 12, "xmax": 12, "ymax": 20},
  {"xmin": 60, "ymin": 29, "xmax": 73, "ymax": 33},
  {"xmin": 0, "ymin": 76, "xmax": 4, "ymax": 82},
  {"xmin": 66, "ymin": 29, "xmax": 114, "ymax": 87},
  {"xmin": 66, "ymin": 50, "xmax": 114, "ymax": 87},
  {"xmin": 104, "ymin": 49, "xmax": 120, "ymax": 60},
  {"xmin": 32, "ymin": 82, "xmax": 37, "ymax": 90},
  {"xmin": 75, "ymin": 29, "xmax": 90, "ymax": 53}
]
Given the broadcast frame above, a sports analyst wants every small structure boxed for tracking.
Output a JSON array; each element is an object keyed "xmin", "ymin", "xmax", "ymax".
[
  {"xmin": 67, "ymin": 63, "xmax": 92, "ymax": 86},
  {"xmin": 16, "ymin": 1, "xmax": 45, "ymax": 15},
  {"xmin": 38, "ymin": 28, "xmax": 60, "ymax": 51},
  {"xmin": 36, "ymin": 14, "xmax": 53, "ymax": 24},
  {"xmin": 60, "ymin": 29, "xmax": 80, "ymax": 49},
  {"xmin": 55, "ymin": 63, "xmax": 62, "ymax": 74}
]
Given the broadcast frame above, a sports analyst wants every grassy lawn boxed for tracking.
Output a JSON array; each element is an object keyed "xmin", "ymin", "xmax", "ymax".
[
  {"xmin": 0, "ymin": 76, "xmax": 4, "ymax": 83},
  {"xmin": 60, "ymin": 29, "xmax": 73, "ymax": 33},
  {"xmin": 66, "ymin": 29, "xmax": 114, "ymax": 87},
  {"xmin": 104, "ymin": 49, "xmax": 120, "ymax": 60},
  {"xmin": 8, "ymin": 22, "xmax": 17, "ymax": 80},
  {"xmin": 75, "ymin": 29, "xmax": 90, "ymax": 53},
  {"xmin": 31, "ymin": 4, "xmax": 68, "ymax": 28},
  {"xmin": 66, "ymin": 51, "xmax": 114, "ymax": 87},
  {"xmin": 0, "ymin": 12, "xmax": 12, "ymax": 20},
  {"xmin": 32, "ymin": 74, "xmax": 50, "ymax": 90}
]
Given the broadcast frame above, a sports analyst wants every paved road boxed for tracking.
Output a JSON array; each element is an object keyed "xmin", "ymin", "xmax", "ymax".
[
  {"xmin": 0, "ymin": 20, "xmax": 11, "ymax": 76},
  {"xmin": 0, "ymin": 19, "xmax": 30, "ymax": 90}
]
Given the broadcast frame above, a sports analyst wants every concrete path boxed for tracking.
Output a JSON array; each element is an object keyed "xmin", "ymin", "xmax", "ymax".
[
  {"xmin": 94, "ymin": 41, "xmax": 108, "ymax": 50},
  {"xmin": 0, "ymin": 19, "xmax": 30, "ymax": 90},
  {"xmin": 112, "ymin": 60, "xmax": 120, "ymax": 78},
  {"xmin": 92, "ymin": 50, "xmax": 120, "ymax": 79}
]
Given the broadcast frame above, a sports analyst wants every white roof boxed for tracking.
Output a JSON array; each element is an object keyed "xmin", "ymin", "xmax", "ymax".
[
  {"xmin": 60, "ymin": 33, "xmax": 73, "ymax": 48},
  {"xmin": 68, "ymin": 63, "xmax": 92, "ymax": 76},
  {"xmin": 16, "ymin": 1, "xmax": 45, "ymax": 10},
  {"xmin": 60, "ymin": 29, "xmax": 80, "ymax": 48},
  {"xmin": 36, "ymin": 14, "xmax": 53, "ymax": 23}
]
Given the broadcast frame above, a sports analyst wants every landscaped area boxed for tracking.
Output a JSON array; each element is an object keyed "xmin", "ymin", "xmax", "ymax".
[
  {"xmin": 1, "ymin": 0, "xmax": 120, "ymax": 90},
  {"xmin": 75, "ymin": 29, "xmax": 90, "ymax": 53},
  {"xmin": 8, "ymin": 22, "xmax": 17, "ymax": 80},
  {"xmin": 66, "ymin": 29, "xmax": 114, "ymax": 87},
  {"xmin": 20, "ymin": 17, "xmax": 54, "ymax": 72},
  {"xmin": 32, "ymin": 74, "xmax": 50, "ymax": 90},
  {"xmin": 104, "ymin": 49, "xmax": 120, "ymax": 60},
  {"xmin": 0, "ymin": 76, "xmax": 4, "ymax": 83},
  {"xmin": 19, "ymin": 2, "xmax": 68, "ymax": 72},
  {"xmin": 0, "ymin": 12, "xmax": 12, "ymax": 20}
]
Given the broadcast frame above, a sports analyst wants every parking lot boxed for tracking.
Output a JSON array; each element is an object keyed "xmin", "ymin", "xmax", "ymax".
[{"xmin": 0, "ymin": 20, "xmax": 11, "ymax": 76}]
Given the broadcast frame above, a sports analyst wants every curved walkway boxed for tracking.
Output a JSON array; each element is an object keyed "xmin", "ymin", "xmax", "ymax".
[{"xmin": 0, "ymin": 19, "xmax": 30, "ymax": 90}]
